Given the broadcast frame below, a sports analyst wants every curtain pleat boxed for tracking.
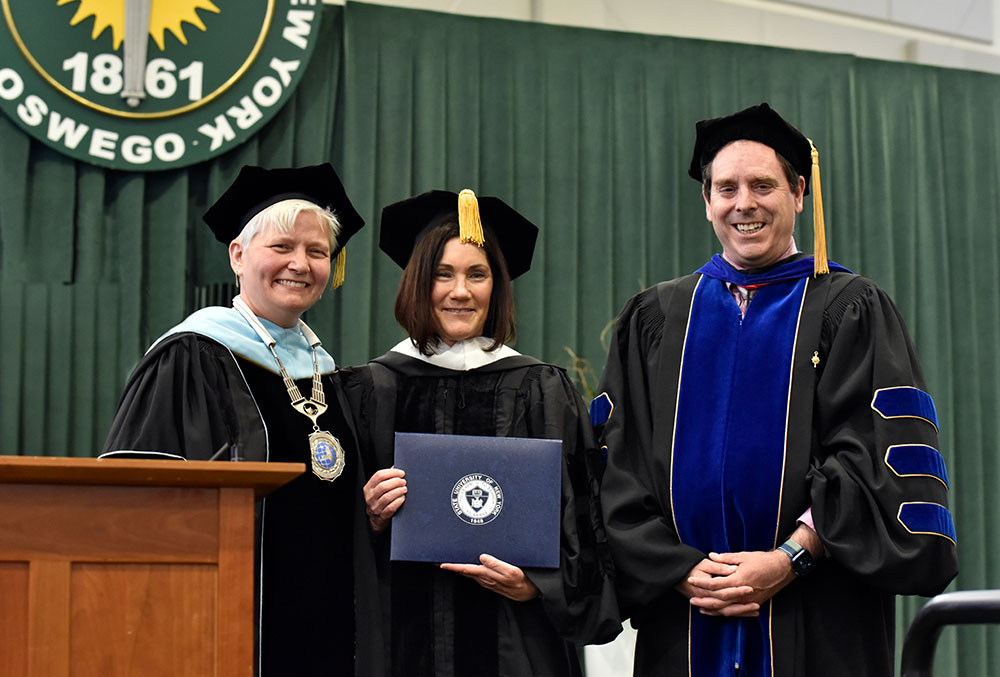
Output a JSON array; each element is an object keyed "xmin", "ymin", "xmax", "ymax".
[{"xmin": 1, "ymin": 3, "xmax": 997, "ymax": 672}]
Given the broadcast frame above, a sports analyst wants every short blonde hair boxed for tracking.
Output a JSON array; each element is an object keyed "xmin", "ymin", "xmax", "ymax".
[{"xmin": 235, "ymin": 199, "xmax": 342, "ymax": 254}]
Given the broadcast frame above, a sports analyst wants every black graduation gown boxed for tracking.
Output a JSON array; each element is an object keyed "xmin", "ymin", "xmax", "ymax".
[
  {"xmin": 102, "ymin": 332, "xmax": 385, "ymax": 676},
  {"xmin": 596, "ymin": 260, "xmax": 959, "ymax": 677},
  {"xmin": 341, "ymin": 351, "xmax": 620, "ymax": 677}
]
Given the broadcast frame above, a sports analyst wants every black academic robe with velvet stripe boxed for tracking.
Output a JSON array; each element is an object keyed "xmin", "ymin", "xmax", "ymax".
[
  {"xmin": 341, "ymin": 352, "xmax": 621, "ymax": 677},
  {"xmin": 596, "ymin": 256, "xmax": 958, "ymax": 677},
  {"xmin": 102, "ymin": 332, "xmax": 384, "ymax": 677}
]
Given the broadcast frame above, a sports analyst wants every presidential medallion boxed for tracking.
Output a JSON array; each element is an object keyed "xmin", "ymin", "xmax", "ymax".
[{"xmin": 309, "ymin": 429, "xmax": 344, "ymax": 482}]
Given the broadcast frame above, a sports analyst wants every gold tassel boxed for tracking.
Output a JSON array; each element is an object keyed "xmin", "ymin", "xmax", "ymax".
[
  {"xmin": 458, "ymin": 189, "xmax": 485, "ymax": 247},
  {"xmin": 331, "ymin": 247, "xmax": 346, "ymax": 289},
  {"xmin": 808, "ymin": 138, "xmax": 829, "ymax": 276}
]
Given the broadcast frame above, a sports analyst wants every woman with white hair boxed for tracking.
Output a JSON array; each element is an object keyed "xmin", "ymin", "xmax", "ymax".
[{"xmin": 102, "ymin": 164, "xmax": 382, "ymax": 676}]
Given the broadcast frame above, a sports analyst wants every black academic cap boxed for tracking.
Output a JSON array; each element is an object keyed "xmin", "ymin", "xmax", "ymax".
[
  {"xmin": 689, "ymin": 103, "xmax": 832, "ymax": 275},
  {"xmin": 202, "ymin": 163, "xmax": 364, "ymax": 253},
  {"xmin": 687, "ymin": 102, "xmax": 813, "ymax": 195},
  {"xmin": 379, "ymin": 189, "xmax": 539, "ymax": 280}
]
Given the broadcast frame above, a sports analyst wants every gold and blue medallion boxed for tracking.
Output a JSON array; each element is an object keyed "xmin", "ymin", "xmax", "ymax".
[{"xmin": 309, "ymin": 430, "xmax": 345, "ymax": 482}]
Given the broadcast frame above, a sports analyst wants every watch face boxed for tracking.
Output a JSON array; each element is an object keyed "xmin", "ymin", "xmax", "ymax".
[{"xmin": 791, "ymin": 549, "xmax": 814, "ymax": 576}]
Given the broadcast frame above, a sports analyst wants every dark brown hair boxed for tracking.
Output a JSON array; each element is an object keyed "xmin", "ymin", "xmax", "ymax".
[
  {"xmin": 701, "ymin": 147, "xmax": 801, "ymax": 200},
  {"xmin": 393, "ymin": 218, "xmax": 515, "ymax": 355}
]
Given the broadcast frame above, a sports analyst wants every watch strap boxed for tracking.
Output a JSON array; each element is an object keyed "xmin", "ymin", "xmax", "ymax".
[
  {"xmin": 778, "ymin": 537, "xmax": 814, "ymax": 577},
  {"xmin": 777, "ymin": 538, "xmax": 804, "ymax": 559}
]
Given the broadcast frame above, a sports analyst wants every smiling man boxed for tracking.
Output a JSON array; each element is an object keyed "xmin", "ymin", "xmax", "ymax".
[
  {"xmin": 593, "ymin": 103, "xmax": 958, "ymax": 676},
  {"xmin": 703, "ymin": 137, "xmax": 803, "ymax": 270}
]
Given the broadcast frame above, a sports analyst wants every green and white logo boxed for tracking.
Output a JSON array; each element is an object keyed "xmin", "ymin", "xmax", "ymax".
[{"xmin": 0, "ymin": 0, "xmax": 324, "ymax": 170}]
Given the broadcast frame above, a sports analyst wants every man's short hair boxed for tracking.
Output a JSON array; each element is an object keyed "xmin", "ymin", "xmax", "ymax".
[
  {"xmin": 701, "ymin": 148, "xmax": 802, "ymax": 199},
  {"xmin": 689, "ymin": 102, "xmax": 812, "ymax": 196}
]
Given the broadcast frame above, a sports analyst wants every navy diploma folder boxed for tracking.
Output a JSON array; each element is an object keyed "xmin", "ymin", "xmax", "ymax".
[{"xmin": 390, "ymin": 432, "xmax": 562, "ymax": 568}]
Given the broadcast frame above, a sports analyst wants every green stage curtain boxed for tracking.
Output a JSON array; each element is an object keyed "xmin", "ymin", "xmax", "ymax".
[{"xmin": 2, "ymin": 3, "xmax": 997, "ymax": 672}]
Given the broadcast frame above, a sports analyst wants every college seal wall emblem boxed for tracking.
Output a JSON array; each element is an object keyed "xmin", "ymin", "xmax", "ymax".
[
  {"xmin": 0, "ymin": 0, "xmax": 324, "ymax": 170},
  {"xmin": 451, "ymin": 473, "xmax": 504, "ymax": 526}
]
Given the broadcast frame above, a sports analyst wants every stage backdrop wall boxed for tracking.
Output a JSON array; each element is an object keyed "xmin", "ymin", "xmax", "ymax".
[{"xmin": 1, "ymin": 2, "xmax": 995, "ymax": 673}]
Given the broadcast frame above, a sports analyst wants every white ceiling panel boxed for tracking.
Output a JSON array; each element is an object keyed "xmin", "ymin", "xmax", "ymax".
[{"xmin": 770, "ymin": 0, "xmax": 992, "ymax": 42}]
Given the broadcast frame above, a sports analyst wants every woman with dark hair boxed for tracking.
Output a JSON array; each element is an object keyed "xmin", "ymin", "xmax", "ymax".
[
  {"xmin": 392, "ymin": 220, "xmax": 515, "ymax": 356},
  {"xmin": 343, "ymin": 189, "xmax": 620, "ymax": 677}
]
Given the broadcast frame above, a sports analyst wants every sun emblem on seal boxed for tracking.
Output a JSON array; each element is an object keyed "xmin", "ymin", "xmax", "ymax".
[
  {"xmin": 57, "ymin": 0, "xmax": 221, "ymax": 50},
  {"xmin": 451, "ymin": 473, "xmax": 504, "ymax": 526}
]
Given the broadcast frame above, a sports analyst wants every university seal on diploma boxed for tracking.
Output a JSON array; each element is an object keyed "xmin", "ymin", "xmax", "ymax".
[{"xmin": 451, "ymin": 473, "xmax": 504, "ymax": 526}]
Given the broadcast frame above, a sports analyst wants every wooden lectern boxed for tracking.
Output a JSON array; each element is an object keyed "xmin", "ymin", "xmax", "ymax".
[{"xmin": 0, "ymin": 455, "xmax": 304, "ymax": 677}]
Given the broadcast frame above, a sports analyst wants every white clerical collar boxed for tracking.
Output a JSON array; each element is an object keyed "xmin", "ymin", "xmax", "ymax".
[{"xmin": 390, "ymin": 336, "xmax": 520, "ymax": 371}]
